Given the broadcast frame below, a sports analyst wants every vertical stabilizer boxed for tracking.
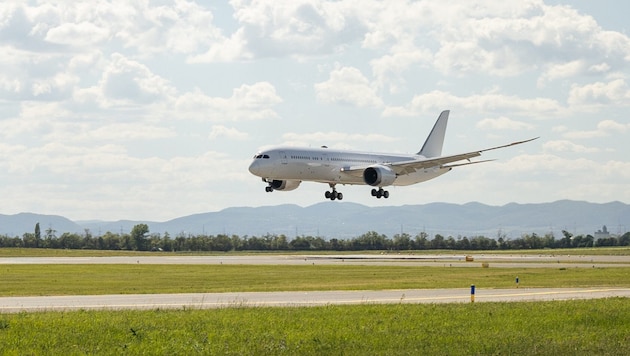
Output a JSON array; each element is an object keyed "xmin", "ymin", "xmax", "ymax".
[{"xmin": 417, "ymin": 110, "xmax": 449, "ymax": 157}]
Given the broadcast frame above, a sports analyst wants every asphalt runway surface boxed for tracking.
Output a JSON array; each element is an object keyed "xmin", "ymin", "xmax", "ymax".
[
  {"xmin": 2, "ymin": 288, "xmax": 630, "ymax": 313},
  {"xmin": 2, "ymin": 254, "xmax": 629, "ymax": 313}
]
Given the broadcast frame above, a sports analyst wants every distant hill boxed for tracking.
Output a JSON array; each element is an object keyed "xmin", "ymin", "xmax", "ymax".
[
  {"xmin": 0, "ymin": 213, "xmax": 82, "ymax": 237},
  {"xmin": 2, "ymin": 200, "xmax": 628, "ymax": 239}
]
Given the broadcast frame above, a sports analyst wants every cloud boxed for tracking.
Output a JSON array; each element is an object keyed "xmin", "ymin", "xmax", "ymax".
[
  {"xmin": 477, "ymin": 116, "xmax": 535, "ymax": 131},
  {"xmin": 542, "ymin": 140, "xmax": 602, "ymax": 153},
  {"xmin": 229, "ymin": 0, "xmax": 364, "ymax": 58},
  {"xmin": 208, "ymin": 125, "xmax": 249, "ymax": 140},
  {"xmin": 100, "ymin": 53, "xmax": 177, "ymax": 104},
  {"xmin": 45, "ymin": 22, "xmax": 110, "ymax": 46},
  {"xmin": 370, "ymin": 49, "xmax": 432, "ymax": 93},
  {"xmin": 315, "ymin": 65, "xmax": 383, "ymax": 107},
  {"xmin": 282, "ymin": 131, "xmax": 397, "ymax": 145},
  {"xmin": 563, "ymin": 119, "xmax": 630, "ymax": 139},
  {"xmin": 537, "ymin": 60, "xmax": 585, "ymax": 87},
  {"xmin": 568, "ymin": 79, "xmax": 630, "ymax": 107},
  {"xmin": 383, "ymin": 90, "xmax": 562, "ymax": 117},
  {"xmin": 173, "ymin": 82, "xmax": 283, "ymax": 121}
]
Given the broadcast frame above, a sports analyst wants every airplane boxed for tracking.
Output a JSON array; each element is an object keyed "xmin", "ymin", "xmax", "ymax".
[{"xmin": 248, "ymin": 110, "xmax": 537, "ymax": 201}]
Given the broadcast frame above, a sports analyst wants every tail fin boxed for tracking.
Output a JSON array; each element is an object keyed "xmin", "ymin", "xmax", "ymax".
[{"xmin": 417, "ymin": 110, "xmax": 449, "ymax": 157}]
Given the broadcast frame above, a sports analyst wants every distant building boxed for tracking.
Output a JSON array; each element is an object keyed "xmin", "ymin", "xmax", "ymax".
[{"xmin": 594, "ymin": 225, "xmax": 610, "ymax": 239}]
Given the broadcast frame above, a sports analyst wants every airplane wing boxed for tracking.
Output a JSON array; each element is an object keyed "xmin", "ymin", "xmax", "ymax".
[{"xmin": 341, "ymin": 137, "xmax": 538, "ymax": 176}]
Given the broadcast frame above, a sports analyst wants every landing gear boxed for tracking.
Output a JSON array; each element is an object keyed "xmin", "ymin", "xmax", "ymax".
[
  {"xmin": 325, "ymin": 184, "xmax": 343, "ymax": 201},
  {"xmin": 265, "ymin": 185, "xmax": 273, "ymax": 192},
  {"xmin": 371, "ymin": 188, "xmax": 389, "ymax": 199}
]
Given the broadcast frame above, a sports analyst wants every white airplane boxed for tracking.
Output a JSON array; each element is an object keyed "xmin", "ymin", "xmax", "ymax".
[{"xmin": 248, "ymin": 110, "xmax": 537, "ymax": 201}]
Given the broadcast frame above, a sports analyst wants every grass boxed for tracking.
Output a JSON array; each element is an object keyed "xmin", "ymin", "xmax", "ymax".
[
  {"xmin": 1, "ymin": 264, "xmax": 629, "ymax": 296},
  {"xmin": 1, "ymin": 248, "xmax": 629, "ymax": 354},
  {"xmin": 0, "ymin": 299, "xmax": 629, "ymax": 355}
]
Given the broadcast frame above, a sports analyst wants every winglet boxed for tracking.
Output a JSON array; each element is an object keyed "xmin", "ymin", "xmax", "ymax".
[{"xmin": 418, "ymin": 110, "xmax": 449, "ymax": 157}]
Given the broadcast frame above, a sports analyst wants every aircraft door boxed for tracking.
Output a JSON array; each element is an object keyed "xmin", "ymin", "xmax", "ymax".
[{"xmin": 279, "ymin": 151, "xmax": 288, "ymax": 164}]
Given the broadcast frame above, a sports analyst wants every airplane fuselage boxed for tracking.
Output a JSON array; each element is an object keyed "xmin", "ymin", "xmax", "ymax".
[{"xmin": 248, "ymin": 146, "xmax": 450, "ymax": 187}]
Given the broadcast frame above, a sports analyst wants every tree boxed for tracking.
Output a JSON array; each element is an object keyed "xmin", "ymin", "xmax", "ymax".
[
  {"xmin": 130, "ymin": 224, "xmax": 150, "ymax": 251},
  {"xmin": 392, "ymin": 233, "xmax": 412, "ymax": 250},
  {"xmin": 431, "ymin": 234, "xmax": 446, "ymax": 249},
  {"xmin": 212, "ymin": 234, "xmax": 233, "ymax": 252},
  {"xmin": 414, "ymin": 232, "xmax": 429, "ymax": 250},
  {"xmin": 289, "ymin": 236, "xmax": 311, "ymax": 250},
  {"xmin": 34, "ymin": 223, "xmax": 41, "ymax": 248}
]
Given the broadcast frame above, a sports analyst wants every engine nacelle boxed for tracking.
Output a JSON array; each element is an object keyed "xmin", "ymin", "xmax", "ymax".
[
  {"xmin": 270, "ymin": 179, "xmax": 301, "ymax": 191},
  {"xmin": 363, "ymin": 165, "xmax": 397, "ymax": 187}
]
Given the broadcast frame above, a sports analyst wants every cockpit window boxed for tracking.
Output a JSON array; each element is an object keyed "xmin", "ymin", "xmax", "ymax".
[
  {"xmin": 263, "ymin": 155, "xmax": 270, "ymax": 159},
  {"xmin": 253, "ymin": 154, "xmax": 270, "ymax": 159},
  {"xmin": 254, "ymin": 154, "xmax": 263, "ymax": 159}
]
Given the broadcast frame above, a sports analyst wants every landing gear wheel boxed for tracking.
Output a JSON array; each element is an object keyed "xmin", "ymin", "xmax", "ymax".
[
  {"xmin": 372, "ymin": 188, "xmax": 389, "ymax": 199},
  {"xmin": 325, "ymin": 185, "xmax": 343, "ymax": 201},
  {"xmin": 265, "ymin": 186, "xmax": 273, "ymax": 192}
]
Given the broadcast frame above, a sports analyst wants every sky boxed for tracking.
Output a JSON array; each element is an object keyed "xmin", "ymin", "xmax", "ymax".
[{"xmin": 1, "ymin": 0, "xmax": 629, "ymax": 222}]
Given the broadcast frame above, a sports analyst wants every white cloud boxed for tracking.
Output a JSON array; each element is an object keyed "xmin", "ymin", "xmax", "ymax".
[
  {"xmin": 283, "ymin": 131, "xmax": 397, "ymax": 145},
  {"xmin": 45, "ymin": 22, "xmax": 110, "ymax": 46},
  {"xmin": 568, "ymin": 79, "xmax": 630, "ymax": 107},
  {"xmin": 542, "ymin": 140, "xmax": 602, "ymax": 153},
  {"xmin": 537, "ymin": 60, "xmax": 585, "ymax": 87},
  {"xmin": 383, "ymin": 90, "xmax": 562, "ymax": 117},
  {"xmin": 229, "ymin": 0, "xmax": 362, "ymax": 58},
  {"xmin": 562, "ymin": 118, "xmax": 630, "ymax": 139},
  {"xmin": 100, "ymin": 53, "xmax": 177, "ymax": 105},
  {"xmin": 315, "ymin": 65, "xmax": 383, "ymax": 107},
  {"xmin": 370, "ymin": 49, "xmax": 432, "ymax": 93},
  {"xmin": 597, "ymin": 119, "xmax": 630, "ymax": 132},
  {"xmin": 208, "ymin": 125, "xmax": 249, "ymax": 140},
  {"xmin": 477, "ymin": 116, "xmax": 535, "ymax": 131},
  {"xmin": 173, "ymin": 82, "xmax": 282, "ymax": 121}
]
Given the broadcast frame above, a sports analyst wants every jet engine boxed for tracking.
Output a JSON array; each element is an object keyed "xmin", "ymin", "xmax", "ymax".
[
  {"xmin": 363, "ymin": 165, "xmax": 396, "ymax": 187},
  {"xmin": 269, "ymin": 179, "xmax": 301, "ymax": 191}
]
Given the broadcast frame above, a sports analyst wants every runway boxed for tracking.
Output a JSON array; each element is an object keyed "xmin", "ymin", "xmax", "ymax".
[
  {"xmin": 2, "ymin": 254, "xmax": 629, "ymax": 313},
  {"xmin": 2, "ymin": 253, "xmax": 630, "ymax": 268},
  {"xmin": 1, "ymin": 287, "xmax": 629, "ymax": 313}
]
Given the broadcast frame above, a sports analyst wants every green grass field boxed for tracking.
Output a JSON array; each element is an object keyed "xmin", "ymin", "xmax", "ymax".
[
  {"xmin": 2, "ymin": 264, "xmax": 630, "ymax": 296},
  {"xmin": 1, "ymin": 248, "xmax": 629, "ymax": 354},
  {"xmin": 1, "ymin": 299, "xmax": 629, "ymax": 355}
]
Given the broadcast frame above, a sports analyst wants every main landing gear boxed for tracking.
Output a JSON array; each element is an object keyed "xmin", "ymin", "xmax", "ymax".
[
  {"xmin": 325, "ymin": 184, "xmax": 343, "ymax": 201},
  {"xmin": 371, "ymin": 188, "xmax": 389, "ymax": 199}
]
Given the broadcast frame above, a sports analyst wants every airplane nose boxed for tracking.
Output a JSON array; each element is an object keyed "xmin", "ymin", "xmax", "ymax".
[{"xmin": 248, "ymin": 161, "xmax": 260, "ymax": 175}]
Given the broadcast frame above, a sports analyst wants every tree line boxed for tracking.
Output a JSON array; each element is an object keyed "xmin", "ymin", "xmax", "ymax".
[{"xmin": 0, "ymin": 223, "xmax": 629, "ymax": 252}]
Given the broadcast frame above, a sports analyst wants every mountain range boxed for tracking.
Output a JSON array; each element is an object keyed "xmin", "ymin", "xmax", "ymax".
[{"xmin": 1, "ymin": 200, "xmax": 629, "ymax": 239}]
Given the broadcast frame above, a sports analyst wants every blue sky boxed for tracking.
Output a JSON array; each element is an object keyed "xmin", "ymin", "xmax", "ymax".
[{"xmin": 1, "ymin": 0, "xmax": 629, "ymax": 221}]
